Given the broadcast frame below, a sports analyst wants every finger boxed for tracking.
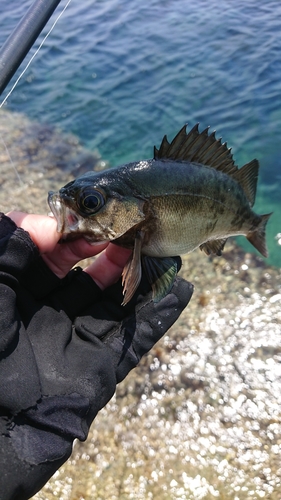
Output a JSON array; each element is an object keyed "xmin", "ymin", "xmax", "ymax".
[
  {"xmin": 74, "ymin": 276, "xmax": 194, "ymax": 384},
  {"xmin": 42, "ymin": 239, "xmax": 109, "ymax": 278},
  {"xmin": 84, "ymin": 243, "xmax": 132, "ymax": 290},
  {"xmin": 6, "ymin": 211, "xmax": 110, "ymax": 278},
  {"xmin": 6, "ymin": 212, "xmax": 60, "ymax": 253},
  {"xmin": 106, "ymin": 277, "xmax": 194, "ymax": 383}
]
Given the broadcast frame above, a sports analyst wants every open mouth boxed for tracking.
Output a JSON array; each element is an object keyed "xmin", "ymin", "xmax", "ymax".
[
  {"xmin": 48, "ymin": 191, "xmax": 79, "ymax": 234},
  {"xmin": 65, "ymin": 210, "xmax": 79, "ymax": 231},
  {"xmin": 48, "ymin": 191, "xmax": 65, "ymax": 232}
]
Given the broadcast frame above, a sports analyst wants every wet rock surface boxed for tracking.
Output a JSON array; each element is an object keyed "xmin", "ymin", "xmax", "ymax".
[
  {"xmin": 1, "ymin": 110, "xmax": 280, "ymax": 499},
  {"xmin": 0, "ymin": 109, "xmax": 108, "ymax": 215},
  {"xmin": 35, "ymin": 247, "xmax": 281, "ymax": 500}
]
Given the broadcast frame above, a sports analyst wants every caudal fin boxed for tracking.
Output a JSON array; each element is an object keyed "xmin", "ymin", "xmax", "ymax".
[{"xmin": 246, "ymin": 213, "xmax": 272, "ymax": 257}]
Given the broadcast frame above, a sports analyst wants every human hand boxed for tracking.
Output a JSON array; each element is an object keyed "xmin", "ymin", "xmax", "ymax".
[
  {"xmin": 0, "ymin": 211, "xmax": 194, "ymax": 500},
  {"xmin": 3, "ymin": 211, "xmax": 193, "ymax": 390},
  {"xmin": 6, "ymin": 211, "xmax": 132, "ymax": 287}
]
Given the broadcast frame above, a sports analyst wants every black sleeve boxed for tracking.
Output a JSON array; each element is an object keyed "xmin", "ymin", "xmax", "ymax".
[
  {"xmin": 0, "ymin": 214, "xmax": 193, "ymax": 500},
  {"xmin": 0, "ymin": 214, "xmax": 109, "ymax": 499}
]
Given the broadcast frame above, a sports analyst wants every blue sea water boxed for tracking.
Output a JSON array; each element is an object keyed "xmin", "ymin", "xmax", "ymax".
[{"xmin": 0, "ymin": 0, "xmax": 280, "ymax": 266}]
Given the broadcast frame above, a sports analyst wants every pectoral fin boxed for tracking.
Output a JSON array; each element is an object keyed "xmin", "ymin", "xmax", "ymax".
[
  {"xmin": 122, "ymin": 236, "xmax": 179, "ymax": 305},
  {"xmin": 122, "ymin": 232, "xmax": 143, "ymax": 305},
  {"xmin": 142, "ymin": 256, "xmax": 178, "ymax": 302}
]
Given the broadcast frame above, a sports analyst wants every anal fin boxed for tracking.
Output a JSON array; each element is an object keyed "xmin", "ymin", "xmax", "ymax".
[
  {"xmin": 200, "ymin": 238, "xmax": 227, "ymax": 256},
  {"xmin": 142, "ymin": 256, "xmax": 178, "ymax": 302}
]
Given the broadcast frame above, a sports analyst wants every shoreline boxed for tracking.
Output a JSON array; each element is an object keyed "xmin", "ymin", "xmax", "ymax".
[{"xmin": 1, "ymin": 109, "xmax": 280, "ymax": 499}]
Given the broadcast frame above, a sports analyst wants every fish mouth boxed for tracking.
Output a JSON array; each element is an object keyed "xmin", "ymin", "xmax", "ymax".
[{"xmin": 48, "ymin": 191, "xmax": 79, "ymax": 234}]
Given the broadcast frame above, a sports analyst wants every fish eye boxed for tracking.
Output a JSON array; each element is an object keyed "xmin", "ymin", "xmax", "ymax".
[{"xmin": 78, "ymin": 188, "xmax": 105, "ymax": 214}]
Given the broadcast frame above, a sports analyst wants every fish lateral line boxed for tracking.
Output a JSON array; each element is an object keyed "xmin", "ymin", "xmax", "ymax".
[{"xmin": 147, "ymin": 191, "xmax": 248, "ymax": 214}]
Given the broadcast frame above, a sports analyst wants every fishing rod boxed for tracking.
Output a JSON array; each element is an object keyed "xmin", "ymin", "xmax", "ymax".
[{"xmin": 0, "ymin": 0, "xmax": 64, "ymax": 96}]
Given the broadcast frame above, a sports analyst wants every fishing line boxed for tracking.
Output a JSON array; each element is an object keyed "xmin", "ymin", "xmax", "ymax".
[
  {"xmin": 0, "ymin": 135, "xmax": 24, "ymax": 186},
  {"xmin": 0, "ymin": 0, "xmax": 72, "ymax": 109},
  {"xmin": 0, "ymin": 0, "xmax": 72, "ymax": 202}
]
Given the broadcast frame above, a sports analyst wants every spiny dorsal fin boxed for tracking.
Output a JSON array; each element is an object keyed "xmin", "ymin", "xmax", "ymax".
[
  {"xmin": 154, "ymin": 123, "xmax": 239, "ymax": 176},
  {"xmin": 154, "ymin": 134, "xmax": 170, "ymax": 158},
  {"xmin": 232, "ymin": 159, "xmax": 259, "ymax": 206}
]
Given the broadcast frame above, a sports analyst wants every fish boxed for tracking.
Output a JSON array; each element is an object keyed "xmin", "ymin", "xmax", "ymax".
[{"xmin": 48, "ymin": 123, "xmax": 272, "ymax": 305}]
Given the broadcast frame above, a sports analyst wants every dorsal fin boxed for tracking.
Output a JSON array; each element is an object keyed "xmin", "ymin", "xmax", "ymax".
[
  {"xmin": 154, "ymin": 123, "xmax": 239, "ymax": 176},
  {"xmin": 153, "ymin": 134, "xmax": 170, "ymax": 158},
  {"xmin": 232, "ymin": 159, "xmax": 259, "ymax": 206}
]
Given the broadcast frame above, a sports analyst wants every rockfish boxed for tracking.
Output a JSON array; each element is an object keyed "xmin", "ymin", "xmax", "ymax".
[{"xmin": 48, "ymin": 124, "xmax": 271, "ymax": 305}]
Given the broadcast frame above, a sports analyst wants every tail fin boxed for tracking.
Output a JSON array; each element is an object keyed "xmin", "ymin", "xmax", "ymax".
[{"xmin": 246, "ymin": 213, "xmax": 272, "ymax": 257}]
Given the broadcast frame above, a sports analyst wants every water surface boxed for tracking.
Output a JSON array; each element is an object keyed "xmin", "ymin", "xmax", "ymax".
[{"xmin": 0, "ymin": 0, "xmax": 280, "ymax": 265}]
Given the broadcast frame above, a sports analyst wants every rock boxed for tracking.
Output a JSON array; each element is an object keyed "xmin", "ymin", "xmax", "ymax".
[{"xmin": 1, "ymin": 109, "xmax": 280, "ymax": 500}]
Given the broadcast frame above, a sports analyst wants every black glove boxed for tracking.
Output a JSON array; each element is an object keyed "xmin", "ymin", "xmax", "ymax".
[{"xmin": 0, "ymin": 214, "xmax": 193, "ymax": 500}]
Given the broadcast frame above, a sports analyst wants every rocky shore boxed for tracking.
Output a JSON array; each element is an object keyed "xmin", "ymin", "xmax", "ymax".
[{"xmin": 1, "ymin": 110, "xmax": 280, "ymax": 500}]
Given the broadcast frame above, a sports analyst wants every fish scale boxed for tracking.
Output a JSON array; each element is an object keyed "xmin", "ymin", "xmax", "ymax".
[{"xmin": 48, "ymin": 123, "xmax": 272, "ymax": 305}]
